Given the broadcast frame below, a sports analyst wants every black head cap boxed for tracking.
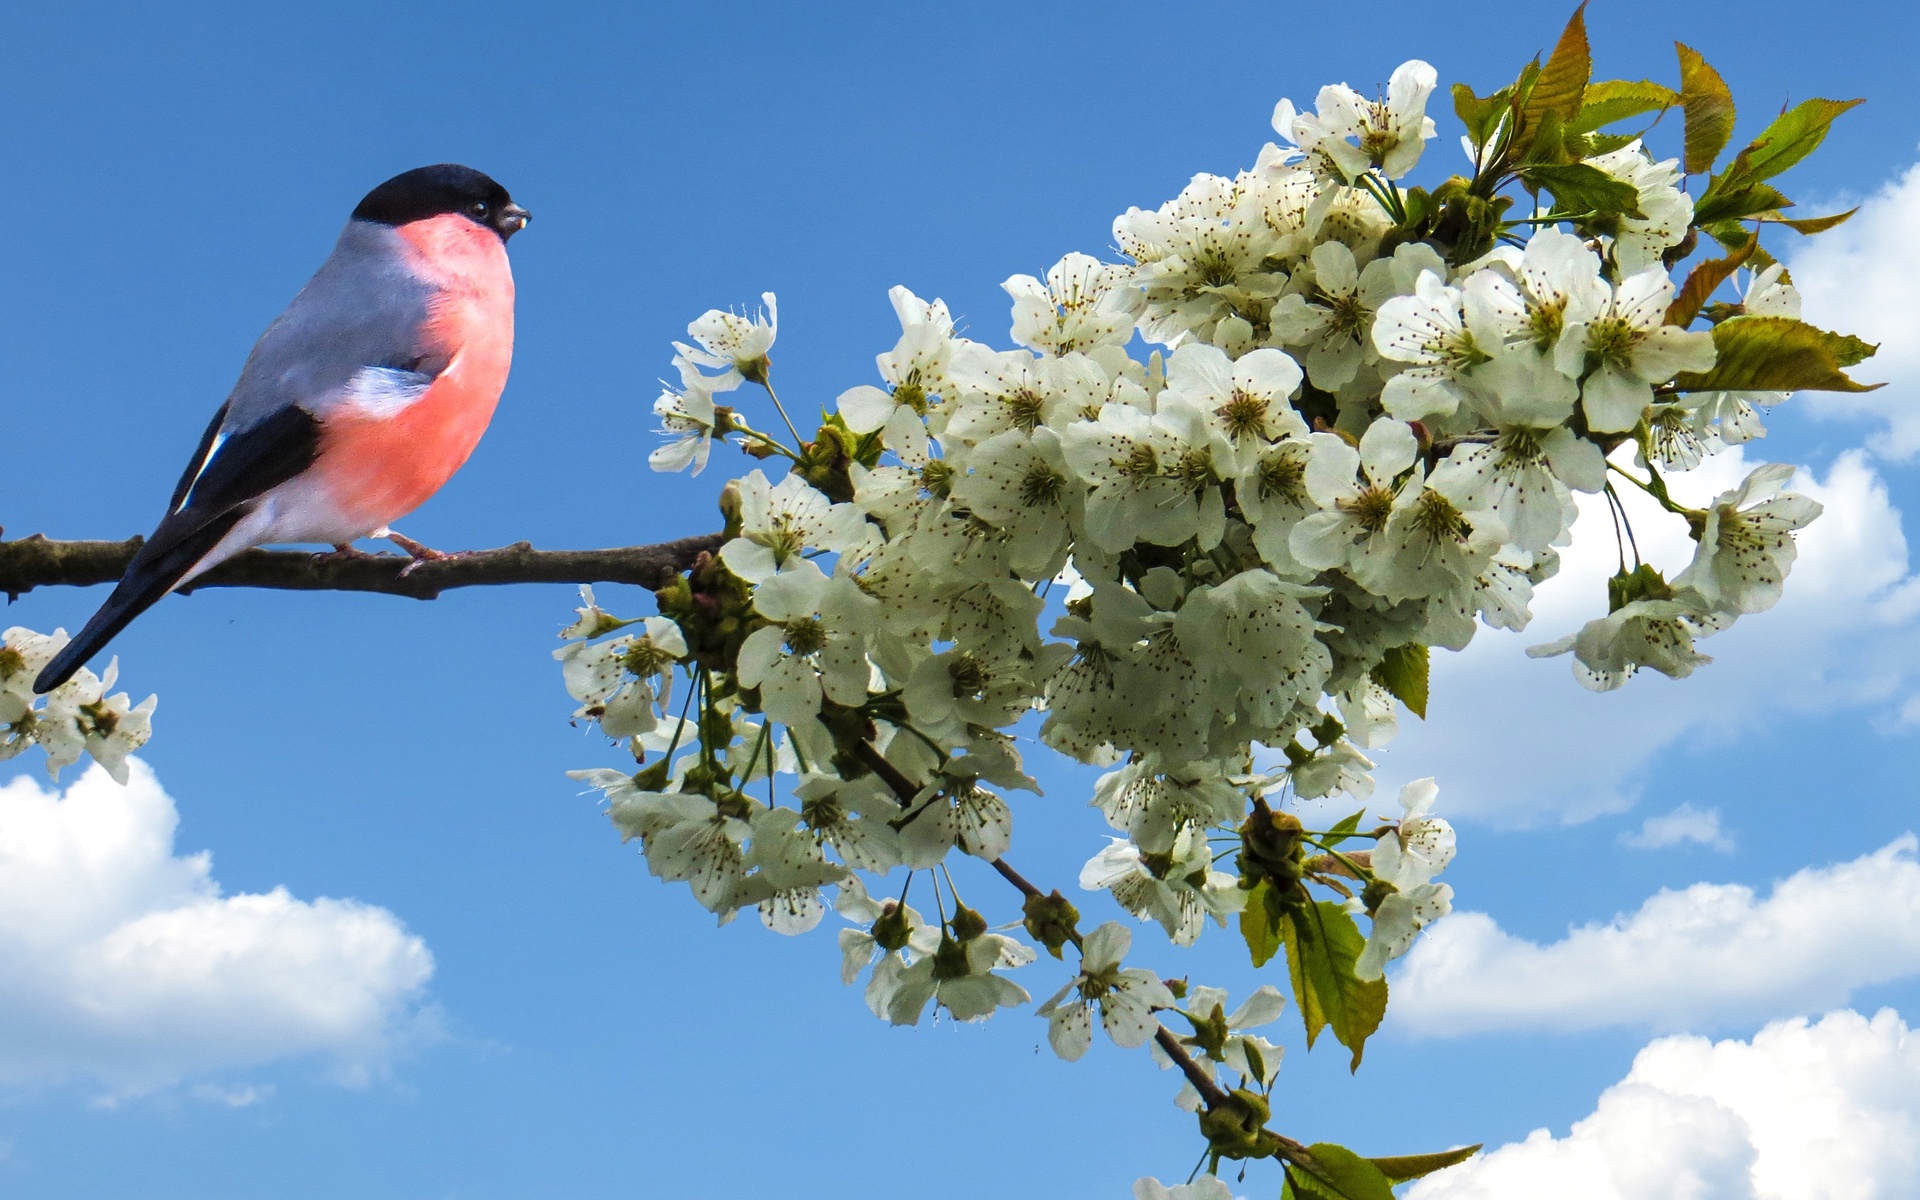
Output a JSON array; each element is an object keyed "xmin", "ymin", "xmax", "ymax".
[{"xmin": 351, "ymin": 164, "xmax": 529, "ymax": 240}]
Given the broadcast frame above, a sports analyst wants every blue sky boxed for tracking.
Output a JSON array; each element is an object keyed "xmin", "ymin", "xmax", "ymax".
[{"xmin": 4, "ymin": 1, "xmax": 1920, "ymax": 1196}]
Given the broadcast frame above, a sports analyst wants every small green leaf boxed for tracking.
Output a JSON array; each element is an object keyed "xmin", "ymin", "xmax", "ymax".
[
  {"xmin": 1569, "ymin": 79, "xmax": 1677, "ymax": 133},
  {"xmin": 1320, "ymin": 808, "xmax": 1367, "ymax": 847},
  {"xmin": 1518, "ymin": 163, "xmax": 1645, "ymax": 220},
  {"xmin": 1240, "ymin": 879, "xmax": 1282, "ymax": 968},
  {"xmin": 1284, "ymin": 901, "xmax": 1388, "ymax": 1071},
  {"xmin": 1701, "ymin": 220, "xmax": 1778, "ymax": 271},
  {"xmin": 1676, "ymin": 43, "xmax": 1736, "ymax": 174},
  {"xmin": 1739, "ymin": 97, "xmax": 1864, "ymax": 183},
  {"xmin": 1667, "ymin": 232, "xmax": 1755, "ymax": 326},
  {"xmin": 1520, "ymin": 3, "xmax": 1591, "ymax": 133},
  {"xmin": 1453, "ymin": 82, "xmax": 1513, "ymax": 153},
  {"xmin": 1287, "ymin": 1144, "xmax": 1397, "ymax": 1200},
  {"xmin": 1370, "ymin": 643, "xmax": 1429, "ymax": 719},
  {"xmin": 1672, "ymin": 316, "xmax": 1881, "ymax": 393},
  {"xmin": 1761, "ymin": 207, "xmax": 1858, "ymax": 234},
  {"xmin": 1369, "ymin": 1146, "xmax": 1484, "ymax": 1183}
]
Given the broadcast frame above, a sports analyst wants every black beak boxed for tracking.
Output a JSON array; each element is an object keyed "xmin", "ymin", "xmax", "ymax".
[{"xmin": 498, "ymin": 203, "xmax": 531, "ymax": 237}]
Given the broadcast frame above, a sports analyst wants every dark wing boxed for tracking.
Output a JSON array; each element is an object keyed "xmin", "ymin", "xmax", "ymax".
[{"xmin": 35, "ymin": 405, "xmax": 323, "ymax": 693}]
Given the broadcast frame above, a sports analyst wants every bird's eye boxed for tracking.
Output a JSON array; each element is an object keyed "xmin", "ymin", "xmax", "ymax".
[{"xmin": 469, "ymin": 200, "xmax": 490, "ymax": 218}]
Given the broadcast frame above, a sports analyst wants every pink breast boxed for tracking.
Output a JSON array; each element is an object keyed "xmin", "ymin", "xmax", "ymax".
[{"xmin": 315, "ymin": 215, "xmax": 515, "ymax": 531}]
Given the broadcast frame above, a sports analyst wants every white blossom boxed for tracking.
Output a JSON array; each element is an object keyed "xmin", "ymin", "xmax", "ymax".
[
  {"xmin": 1035, "ymin": 922, "xmax": 1176, "ymax": 1060},
  {"xmin": 720, "ymin": 469, "xmax": 872, "ymax": 583},
  {"xmin": 1356, "ymin": 777, "xmax": 1455, "ymax": 979},
  {"xmin": 1673, "ymin": 462, "xmax": 1823, "ymax": 615},
  {"xmin": 1005, "ymin": 252, "xmax": 1138, "ymax": 356},
  {"xmin": 1160, "ymin": 343, "xmax": 1307, "ymax": 462},
  {"xmin": 1569, "ymin": 267, "xmax": 1718, "ymax": 434},
  {"xmin": 1268, "ymin": 241, "xmax": 1395, "ymax": 390},
  {"xmin": 1273, "ymin": 60, "xmax": 1439, "ymax": 182},
  {"xmin": 736, "ymin": 561, "xmax": 877, "ymax": 725},
  {"xmin": 1134, "ymin": 1176, "xmax": 1235, "ymax": 1200},
  {"xmin": 1584, "ymin": 141, "xmax": 1694, "ymax": 274},
  {"xmin": 1528, "ymin": 594, "xmax": 1721, "ymax": 691},
  {"xmin": 678, "ymin": 291, "xmax": 779, "ymax": 386}
]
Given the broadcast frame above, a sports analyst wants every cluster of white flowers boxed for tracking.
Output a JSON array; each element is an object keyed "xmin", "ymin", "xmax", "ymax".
[
  {"xmin": 563, "ymin": 41, "xmax": 1840, "ymax": 1190},
  {"xmin": 0, "ymin": 626, "xmax": 155, "ymax": 783}
]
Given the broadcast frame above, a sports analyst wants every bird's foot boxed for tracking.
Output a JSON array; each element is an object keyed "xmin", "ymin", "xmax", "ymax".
[
  {"xmin": 309, "ymin": 543, "xmax": 380, "ymax": 565},
  {"xmin": 373, "ymin": 528, "xmax": 466, "ymax": 577}
]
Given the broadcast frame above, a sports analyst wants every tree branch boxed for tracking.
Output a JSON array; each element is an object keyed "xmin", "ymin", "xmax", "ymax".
[{"xmin": 0, "ymin": 532, "xmax": 726, "ymax": 602}]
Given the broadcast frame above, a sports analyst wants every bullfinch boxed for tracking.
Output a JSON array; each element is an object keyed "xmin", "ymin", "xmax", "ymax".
[{"xmin": 35, "ymin": 163, "xmax": 528, "ymax": 693}]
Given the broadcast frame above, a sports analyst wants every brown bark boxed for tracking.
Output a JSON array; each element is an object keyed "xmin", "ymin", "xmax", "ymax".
[{"xmin": 0, "ymin": 532, "xmax": 725, "ymax": 602}]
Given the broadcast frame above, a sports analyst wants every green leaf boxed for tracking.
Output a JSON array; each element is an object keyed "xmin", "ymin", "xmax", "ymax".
[
  {"xmin": 1286, "ymin": 1145, "xmax": 1397, "ymax": 1200},
  {"xmin": 1573, "ymin": 131, "xmax": 1638, "ymax": 156},
  {"xmin": 1676, "ymin": 43, "xmax": 1736, "ymax": 174},
  {"xmin": 1569, "ymin": 79, "xmax": 1677, "ymax": 133},
  {"xmin": 1370, "ymin": 643, "xmax": 1430, "ymax": 719},
  {"xmin": 1739, "ymin": 97, "xmax": 1864, "ymax": 183},
  {"xmin": 1672, "ymin": 316, "xmax": 1881, "ymax": 393},
  {"xmin": 1666, "ymin": 232, "xmax": 1755, "ymax": 326},
  {"xmin": 1693, "ymin": 179, "xmax": 1792, "ymax": 226},
  {"xmin": 1519, "ymin": 108, "xmax": 1567, "ymax": 165},
  {"xmin": 1369, "ymin": 1146, "xmax": 1484, "ymax": 1183},
  {"xmin": 1240, "ymin": 879, "xmax": 1283, "ymax": 968},
  {"xmin": 1520, "ymin": 3, "xmax": 1591, "ymax": 133},
  {"xmin": 1283, "ymin": 901, "xmax": 1388, "ymax": 1071},
  {"xmin": 1517, "ymin": 163, "xmax": 1645, "ymax": 220},
  {"xmin": 1761, "ymin": 207, "xmax": 1858, "ymax": 234}
]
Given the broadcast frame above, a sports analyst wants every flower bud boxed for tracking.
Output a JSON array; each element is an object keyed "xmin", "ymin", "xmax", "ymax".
[
  {"xmin": 948, "ymin": 903, "xmax": 989, "ymax": 942},
  {"xmin": 1022, "ymin": 890, "xmax": 1081, "ymax": 959},
  {"xmin": 1197, "ymin": 1089, "xmax": 1279, "ymax": 1162},
  {"xmin": 870, "ymin": 901, "xmax": 913, "ymax": 953}
]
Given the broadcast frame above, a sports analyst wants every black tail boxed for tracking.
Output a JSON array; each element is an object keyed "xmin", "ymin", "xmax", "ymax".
[{"xmin": 33, "ymin": 513, "xmax": 243, "ymax": 694}]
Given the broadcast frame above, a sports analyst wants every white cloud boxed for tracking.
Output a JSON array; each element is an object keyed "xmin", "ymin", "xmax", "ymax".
[
  {"xmin": 0, "ymin": 761, "xmax": 434, "ymax": 1097},
  {"xmin": 1370, "ymin": 447, "xmax": 1920, "ymax": 825},
  {"xmin": 1410, "ymin": 1008, "xmax": 1920, "ymax": 1200},
  {"xmin": 1391, "ymin": 836, "xmax": 1920, "ymax": 1036},
  {"xmin": 1791, "ymin": 161, "xmax": 1920, "ymax": 459},
  {"xmin": 1622, "ymin": 804, "xmax": 1733, "ymax": 852}
]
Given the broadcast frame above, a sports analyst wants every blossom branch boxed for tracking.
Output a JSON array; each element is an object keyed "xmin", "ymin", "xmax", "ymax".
[
  {"xmin": 0, "ymin": 532, "xmax": 726, "ymax": 602},
  {"xmin": 855, "ymin": 736, "xmax": 1246, "ymax": 1119}
]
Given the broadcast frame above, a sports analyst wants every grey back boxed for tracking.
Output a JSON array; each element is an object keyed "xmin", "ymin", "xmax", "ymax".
[{"xmin": 219, "ymin": 219, "xmax": 441, "ymax": 434}]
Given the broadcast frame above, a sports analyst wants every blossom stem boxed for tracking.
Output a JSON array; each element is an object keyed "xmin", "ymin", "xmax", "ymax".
[
  {"xmin": 1506, "ymin": 211, "xmax": 1598, "ymax": 226},
  {"xmin": 759, "ymin": 379, "xmax": 806, "ymax": 446},
  {"xmin": 1354, "ymin": 173, "xmax": 1400, "ymax": 221},
  {"xmin": 1300, "ymin": 836, "xmax": 1376, "ymax": 882},
  {"xmin": 1607, "ymin": 461, "xmax": 1700, "ymax": 519},
  {"xmin": 734, "ymin": 426, "xmax": 802, "ymax": 462}
]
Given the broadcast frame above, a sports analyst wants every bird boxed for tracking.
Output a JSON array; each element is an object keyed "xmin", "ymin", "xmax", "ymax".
[{"xmin": 34, "ymin": 163, "xmax": 529, "ymax": 694}]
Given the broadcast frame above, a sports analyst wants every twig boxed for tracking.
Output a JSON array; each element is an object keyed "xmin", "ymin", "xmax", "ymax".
[
  {"xmin": 989, "ymin": 858, "xmax": 1044, "ymax": 899},
  {"xmin": 1154, "ymin": 1027, "xmax": 1234, "ymax": 1109},
  {"xmin": 852, "ymin": 737, "xmax": 927, "ymax": 801},
  {"xmin": 0, "ymin": 532, "xmax": 726, "ymax": 602}
]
